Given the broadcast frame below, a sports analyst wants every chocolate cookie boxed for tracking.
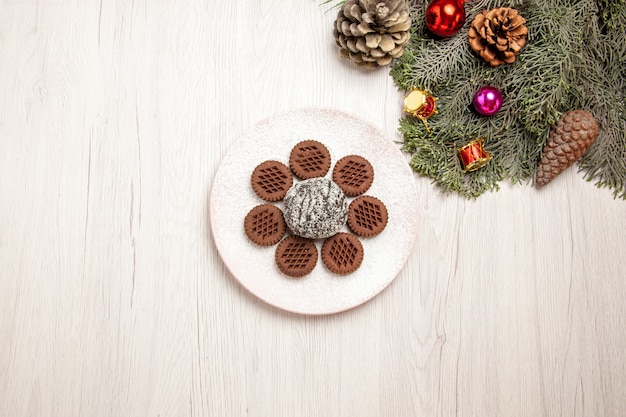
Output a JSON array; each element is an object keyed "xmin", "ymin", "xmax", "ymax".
[
  {"xmin": 289, "ymin": 140, "xmax": 331, "ymax": 180},
  {"xmin": 251, "ymin": 160, "xmax": 294, "ymax": 202},
  {"xmin": 275, "ymin": 235, "xmax": 318, "ymax": 278},
  {"xmin": 347, "ymin": 196, "xmax": 388, "ymax": 237},
  {"xmin": 332, "ymin": 155, "xmax": 374, "ymax": 196},
  {"xmin": 244, "ymin": 204, "xmax": 287, "ymax": 246},
  {"xmin": 321, "ymin": 232, "xmax": 364, "ymax": 275}
]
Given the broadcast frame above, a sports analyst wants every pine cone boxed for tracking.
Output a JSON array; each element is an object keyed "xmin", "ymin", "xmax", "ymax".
[
  {"xmin": 468, "ymin": 7, "xmax": 528, "ymax": 67},
  {"xmin": 333, "ymin": 0, "xmax": 411, "ymax": 70},
  {"xmin": 535, "ymin": 110, "xmax": 599, "ymax": 187}
]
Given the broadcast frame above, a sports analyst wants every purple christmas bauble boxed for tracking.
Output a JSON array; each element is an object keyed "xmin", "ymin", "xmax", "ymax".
[{"xmin": 473, "ymin": 86, "xmax": 503, "ymax": 116}]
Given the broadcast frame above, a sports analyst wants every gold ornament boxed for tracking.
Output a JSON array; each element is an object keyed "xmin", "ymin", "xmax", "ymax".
[{"xmin": 403, "ymin": 89, "xmax": 438, "ymax": 132}]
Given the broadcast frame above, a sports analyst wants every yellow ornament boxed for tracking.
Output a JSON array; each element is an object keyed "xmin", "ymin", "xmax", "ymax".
[{"xmin": 403, "ymin": 89, "xmax": 438, "ymax": 131}]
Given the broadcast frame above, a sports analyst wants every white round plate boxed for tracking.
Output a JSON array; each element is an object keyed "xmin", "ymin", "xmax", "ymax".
[{"xmin": 209, "ymin": 107, "xmax": 419, "ymax": 315}]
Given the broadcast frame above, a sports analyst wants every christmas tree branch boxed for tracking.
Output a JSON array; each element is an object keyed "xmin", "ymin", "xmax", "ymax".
[{"xmin": 391, "ymin": 0, "xmax": 626, "ymax": 199}]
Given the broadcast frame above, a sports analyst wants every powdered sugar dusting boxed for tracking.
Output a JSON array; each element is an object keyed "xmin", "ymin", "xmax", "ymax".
[
  {"xmin": 284, "ymin": 178, "xmax": 348, "ymax": 239},
  {"xmin": 209, "ymin": 107, "xmax": 419, "ymax": 315}
]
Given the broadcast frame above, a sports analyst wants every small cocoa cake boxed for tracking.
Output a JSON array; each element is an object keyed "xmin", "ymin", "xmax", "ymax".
[
  {"xmin": 283, "ymin": 177, "xmax": 348, "ymax": 239},
  {"xmin": 289, "ymin": 140, "xmax": 331, "ymax": 180},
  {"xmin": 251, "ymin": 160, "xmax": 294, "ymax": 202},
  {"xmin": 321, "ymin": 232, "xmax": 364, "ymax": 275},
  {"xmin": 275, "ymin": 235, "xmax": 318, "ymax": 278},
  {"xmin": 332, "ymin": 155, "xmax": 374, "ymax": 196},
  {"xmin": 347, "ymin": 195, "xmax": 388, "ymax": 237},
  {"xmin": 244, "ymin": 204, "xmax": 286, "ymax": 246}
]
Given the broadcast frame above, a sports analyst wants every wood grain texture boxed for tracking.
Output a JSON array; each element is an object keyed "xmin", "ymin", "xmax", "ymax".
[{"xmin": 1, "ymin": 1, "xmax": 625, "ymax": 416}]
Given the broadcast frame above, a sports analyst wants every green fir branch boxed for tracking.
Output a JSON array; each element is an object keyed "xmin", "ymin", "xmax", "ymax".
[{"xmin": 391, "ymin": 0, "xmax": 626, "ymax": 199}]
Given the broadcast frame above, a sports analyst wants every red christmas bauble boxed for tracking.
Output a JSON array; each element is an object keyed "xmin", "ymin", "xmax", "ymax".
[{"xmin": 425, "ymin": 0, "xmax": 466, "ymax": 37}]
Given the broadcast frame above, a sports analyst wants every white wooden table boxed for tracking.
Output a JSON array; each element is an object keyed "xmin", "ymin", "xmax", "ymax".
[{"xmin": 1, "ymin": 1, "xmax": 625, "ymax": 416}]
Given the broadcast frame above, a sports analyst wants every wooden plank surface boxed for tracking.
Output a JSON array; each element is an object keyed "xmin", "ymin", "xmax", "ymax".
[{"xmin": 1, "ymin": 1, "xmax": 625, "ymax": 416}]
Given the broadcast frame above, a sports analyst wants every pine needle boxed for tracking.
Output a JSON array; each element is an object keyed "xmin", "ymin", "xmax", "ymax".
[{"xmin": 391, "ymin": 0, "xmax": 626, "ymax": 199}]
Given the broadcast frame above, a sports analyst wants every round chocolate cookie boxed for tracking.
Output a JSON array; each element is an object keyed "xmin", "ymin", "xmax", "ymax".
[
  {"xmin": 332, "ymin": 155, "xmax": 374, "ymax": 196},
  {"xmin": 275, "ymin": 235, "xmax": 318, "ymax": 278},
  {"xmin": 244, "ymin": 204, "xmax": 287, "ymax": 246},
  {"xmin": 283, "ymin": 177, "xmax": 348, "ymax": 239},
  {"xmin": 321, "ymin": 232, "xmax": 364, "ymax": 275},
  {"xmin": 251, "ymin": 160, "xmax": 294, "ymax": 202},
  {"xmin": 347, "ymin": 195, "xmax": 388, "ymax": 237},
  {"xmin": 289, "ymin": 140, "xmax": 331, "ymax": 180}
]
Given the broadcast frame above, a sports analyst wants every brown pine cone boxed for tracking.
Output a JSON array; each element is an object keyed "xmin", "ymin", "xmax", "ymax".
[
  {"xmin": 535, "ymin": 110, "xmax": 599, "ymax": 187},
  {"xmin": 468, "ymin": 7, "xmax": 528, "ymax": 67},
  {"xmin": 333, "ymin": 0, "xmax": 411, "ymax": 70}
]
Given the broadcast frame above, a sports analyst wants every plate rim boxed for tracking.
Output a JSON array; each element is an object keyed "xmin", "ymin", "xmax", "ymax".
[{"xmin": 209, "ymin": 106, "xmax": 419, "ymax": 315}]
